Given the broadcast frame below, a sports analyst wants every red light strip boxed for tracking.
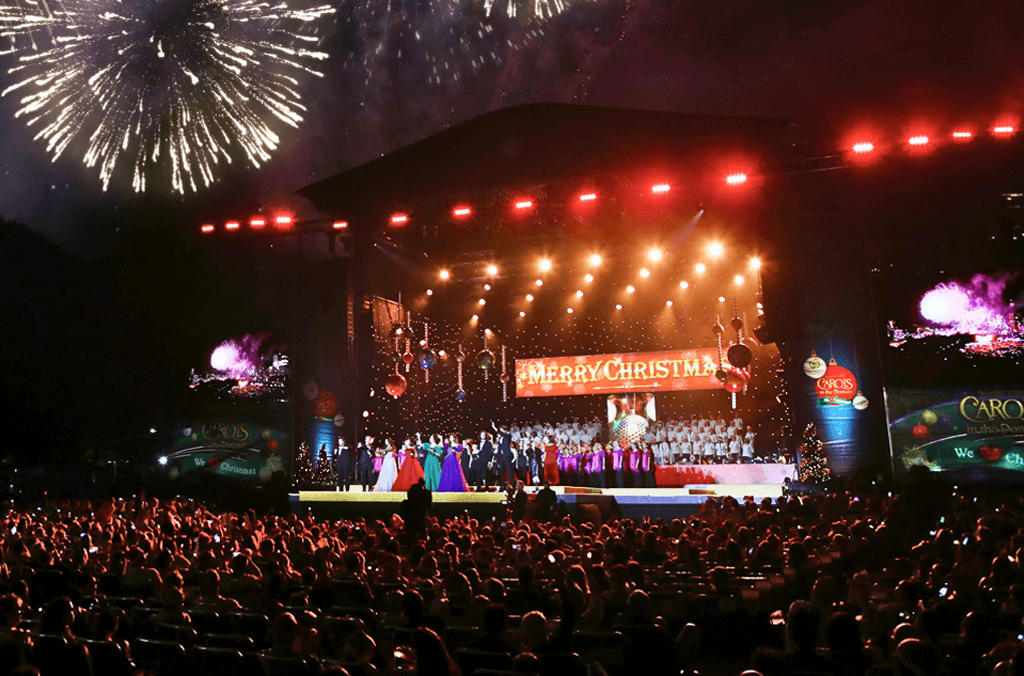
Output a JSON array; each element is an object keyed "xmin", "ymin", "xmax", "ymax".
[
  {"xmin": 390, "ymin": 213, "xmax": 409, "ymax": 224},
  {"xmin": 852, "ymin": 142, "xmax": 874, "ymax": 153},
  {"xmin": 952, "ymin": 131, "xmax": 972, "ymax": 139},
  {"xmin": 579, "ymin": 193, "xmax": 597, "ymax": 202},
  {"xmin": 452, "ymin": 207, "xmax": 472, "ymax": 217},
  {"xmin": 515, "ymin": 200, "xmax": 533, "ymax": 209},
  {"xmin": 994, "ymin": 126, "xmax": 1015, "ymax": 134},
  {"xmin": 651, "ymin": 183, "xmax": 670, "ymax": 194},
  {"xmin": 725, "ymin": 173, "xmax": 747, "ymax": 185},
  {"xmin": 332, "ymin": 221, "xmax": 348, "ymax": 229},
  {"xmin": 250, "ymin": 218, "xmax": 266, "ymax": 228},
  {"xmin": 274, "ymin": 216, "xmax": 292, "ymax": 226},
  {"xmin": 225, "ymin": 221, "xmax": 240, "ymax": 230},
  {"xmin": 908, "ymin": 135, "xmax": 929, "ymax": 145},
  {"xmin": 201, "ymin": 224, "xmax": 215, "ymax": 233}
]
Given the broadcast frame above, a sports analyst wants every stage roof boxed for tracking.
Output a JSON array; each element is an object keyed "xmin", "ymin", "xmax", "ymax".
[{"xmin": 298, "ymin": 103, "xmax": 796, "ymax": 215}]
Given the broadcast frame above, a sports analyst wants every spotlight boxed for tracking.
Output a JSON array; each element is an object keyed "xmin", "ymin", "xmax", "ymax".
[
  {"xmin": 666, "ymin": 300, "xmax": 673, "ymax": 307},
  {"xmin": 908, "ymin": 135, "xmax": 929, "ymax": 146},
  {"xmin": 471, "ymin": 314, "xmax": 479, "ymax": 321},
  {"xmin": 478, "ymin": 298, "xmax": 486, "ymax": 306},
  {"xmin": 158, "ymin": 456, "xmax": 168, "ymax": 466},
  {"xmin": 515, "ymin": 200, "xmax": 534, "ymax": 210},
  {"xmin": 726, "ymin": 173, "xmax": 747, "ymax": 185},
  {"xmin": 852, "ymin": 142, "xmax": 874, "ymax": 153},
  {"xmin": 615, "ymin": 304, "xmax": 623, "ymax": 310},
  {"xmin": 589, "ymin": 254, "xmax": 602, "ymax": 266},
  {"xmin": 994, "ymin": 126, "xmax": 1015, "ymax": 134},
  {"xmin": 952, "ymin": 131, "xmax": 972, "ymax": 139},
  {"xmin": 696, "ymin": 263, "xmax": 706, "ymax": 274},
  {"xmin": 576, "ymin": 290, "xmax": 584, "ymax": 298},
  {"xmin": 539, "ymin": 259, "xmax": 552, "ymax": 272},
  {"xmin": 332, "ymin": 221, "xmax": 348, "ymax": 229},
  {"xmin": 390, "ymin": 213, "xmax": 409, "ymax": 224},
  {"xmin": 579, "ymin": 192, "xmax": 597, "ymax": 202},
  {"xmin": 626, "ymin": 285, "xmax": 636, "ymax": 294},
  {"xmin": 526, "ymin": 294, "xmax": 534, "ymax": 302},
  {"xmin": 452, "ymin": 206, "xmax": 472, "ymax": 217},
  {"xmin": 651, "ymin": 183, "xmax": 671, "ymax": 194},
  {"xmin": 487, "ymin": 264, "xmax": 499, "ymax": 276},
  {"xmin": 363, "ymin": 410, "xmax": 369, "ymax": 418},
  {"xmin": 679, "ymin": 281, "xmax": 689, "ymax": 289},
  {"xmin": 750, "ymin": 257, "xmax": 762, "ymax": 270},
  {"xmin": 440, "ymin": 269, "xmax": 451, "ymax": 280},
  {"xmin": 485, "ymin": 328, "xmax": 492, "ymax": 335},
  {"xmin": 567, "ymin": 308, "xmax": 574, "ymax": 314},
  {"xmin": 536, "ymin": 279, "xmax": 544, "ymax": 287},
  {"xmin": 224, "ymin": 221, "xmax": 240, "ymax": 231},
  {"xmin": 718, "ymin": 296, "xmax": 726, "ymax": 302},
  {"xmin": 640, "ymin": 268, "xmax": 650, "ymax": 278},
  {"xmin": 484, "ymin": 284, "xmax": 491, "ymax": 291},
  {"xmin": 708, "ymin": 243, "xmax": 724, "ymax": 257},
  {"xmin": 584, "ymin": 274, "xmax": 594, "ymax": 283},
  {"xmin": 519, "ymin": 311, "xmax": 526, "ymax": 317},
  {"xmin": 438, "ymin": 350, "xmax": 446, "ymax": 357},
  {"xmin": 735, "ymin": 275, "xmax": 744, "ymax": 285},
  {"xmin": 249, "ymin": 217, "xmax": 266, "ymax": 228},
  {"xmin": 648, "ymin": 248, "xmax": 662, "ymax": 262},
  {"xmin": 275, "ymin": 215, "xmax": 293, "ymax": 226},
  {"xmin": 201, "ymin": 224, "xmax": 215, "ymax": 233},
  {"xmin": 426, "ymin": 289, "xmax": 433, "ymax": 296}
]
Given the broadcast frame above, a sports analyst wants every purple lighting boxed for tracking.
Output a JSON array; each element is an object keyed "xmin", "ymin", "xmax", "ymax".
[
  {"xmin": 918, "ymin": 274, "xmax": 1017, "ymax": 334},
  {"xmin": 210, "ymin": 334, "xmax": 266, "ymax": 377}
]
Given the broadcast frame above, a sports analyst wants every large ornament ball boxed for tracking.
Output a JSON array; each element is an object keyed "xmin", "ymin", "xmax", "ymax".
[
  {"xmin": 921, "ymin": 410, "xmax": 938, "ymax": 425},
  {"xmin": 912, "ymin": 424, "xmax": 930, "ymax": 441},
  {"xmin": 730, "ymin": 316, "xmax": 743, "ymax": 331},
  {"xmin": 476, "ymin": 349, "xmax": 494, "ymax": 370},
  {"xmin": 715, "ymin": 368, "xmax": 728, "ymax": 382},
  {"xmin": 418, "ymin": 349, "xmax": 436, "ymax": 370},
  {"xmin": 456, "ymin": 390, "xmax": 466, "ymax": 402},
  {"xmin": 727, "ymin": 343, "xmax": 753, "ymax": 369},
  {"xmin": 268, "ymin": 439, "xmax": 279, "ymax": 452},
  {"xmin": 303, "ymin": 382, "xmax": 320, "ymax": 401},
  {"xmin": 402, "ymin": 351, "xmax": 415, "ymax": 365},
  {"xmin": 333, "ymin": 413, "xmax": 345, "ymax": 427},
  {"xmin": 385, "ymin": 373, "xmax": 408, "ymax": 398},
  {"xmin": 712, "ymin": 324, "xmax": 724, "ymax": 337},
  {"xmin": 500, "ymin": 373, "xmax": 510, "ymax": 384},
  {"xmin": 183, "ymin": 427, "xmax": 192, "ymax": 437},
  {"xmin": 803, "ymin": 355, "xmax": 827, "ymax": 379},
  {"xmin": 853, "ymin": 394, "xmax": 869, "ymax": 411},
  {"xmin": 311, "ymin": 390, "xmax": 338, "ymax": 419},
  {"xmin": 724, "ymin": 370, "xmax": 745, "ymax": 393}
]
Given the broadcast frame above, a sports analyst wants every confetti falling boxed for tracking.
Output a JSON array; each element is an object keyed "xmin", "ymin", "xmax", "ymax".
[{"xmin": 1, "ymin": 0, "xmax": 334, "ymax": 194}]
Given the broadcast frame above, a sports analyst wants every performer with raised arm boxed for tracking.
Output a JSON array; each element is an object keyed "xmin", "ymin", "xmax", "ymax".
[{"xmin": 334, "ymin": 436, "xmax": 353, "ymax": 492}]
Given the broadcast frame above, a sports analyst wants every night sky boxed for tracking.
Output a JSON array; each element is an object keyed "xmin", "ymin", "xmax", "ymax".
[{"xmin": 1, "ymin": 0, "xmax": 1022, "ymax": 249}]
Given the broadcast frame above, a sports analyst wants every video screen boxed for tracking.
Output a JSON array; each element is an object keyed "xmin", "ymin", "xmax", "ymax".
[{"xmin": 189, "ymin": 332, "xmax": 291, "ymax": 404}]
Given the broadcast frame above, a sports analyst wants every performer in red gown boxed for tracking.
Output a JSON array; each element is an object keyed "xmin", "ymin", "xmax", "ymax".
[
  {"xmin": 543, "ymin": 437, "xmax": 560, "ymax": 485},
  {"xmin": 392, "ymin": 439, "xmax": 425, "ymax": 492}
]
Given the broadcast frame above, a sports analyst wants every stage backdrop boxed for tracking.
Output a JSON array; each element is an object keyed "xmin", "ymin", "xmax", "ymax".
[{"xmin": 516, "ymin": 349, "xmax": 725, "ymax": 397}]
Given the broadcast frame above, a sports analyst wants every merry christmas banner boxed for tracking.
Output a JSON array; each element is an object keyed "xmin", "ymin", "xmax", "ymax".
[
  {"xmin": 515, "ymin": 348, "xmax": 724, "ymax": 397},
  {"xmin": 886, "ymin": 387, "xmax": 1024, "ymax": 482}
]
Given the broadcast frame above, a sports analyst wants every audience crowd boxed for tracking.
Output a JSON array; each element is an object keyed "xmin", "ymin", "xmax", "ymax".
[{"xmin": 2, "ymin": 477, "xmax": 1023, "ymax": 676}]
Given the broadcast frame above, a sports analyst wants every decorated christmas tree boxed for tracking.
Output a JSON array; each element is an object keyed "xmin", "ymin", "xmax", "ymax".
[
  {"xmin": 798, "ymin": 423, "xmax": 831, "ymax": 483},
  {"xmin": 292, "ymin": 442, "xmax": 315, "ymax": 487},
  {"xmin": 313, "ymin": 444, "xmax": 335, "ymax": 487}
]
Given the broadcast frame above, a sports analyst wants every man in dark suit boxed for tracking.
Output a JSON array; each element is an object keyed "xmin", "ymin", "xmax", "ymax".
[
  {"xmin": 478, "ymin": 431, "xmax": 494, "ymax": 488},
  {"xmin": 334, "ymin": 436, "xmax": 353, "ymax": 491},
  {"xmin": 492, "ymin": 423, "xmax": 514, "ymax": 488},
  {"xmin": 356, "ymin": 435, "xmax": 374, "ymax": 491}
]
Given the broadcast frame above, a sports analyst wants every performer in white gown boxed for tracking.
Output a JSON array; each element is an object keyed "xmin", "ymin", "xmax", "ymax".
[{"xmin": 374, "ymin": 439, "xmax": 399, "ymax": 492}]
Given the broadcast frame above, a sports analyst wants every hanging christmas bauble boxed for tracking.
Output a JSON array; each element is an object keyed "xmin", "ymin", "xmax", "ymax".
[
  {"xmin": 384, "ymin": 373, "xmax": 408, "ymax": 398},
  {"xmin": 727, "ymin": 343, "xmax": 753, "ymax": 369},
  {"xmin": 456, "ymin": 390, "xmax": 466, "ymax": 402},
  {"xmin": 390, "ymin": 325, "xmax": 404, "ymax": 339},
  {"xmin": 476, "ymin": 349, "xmax": 494, "ymax": 370},
  {"xmin": 731, "ymin": 316, "xmax": 743, "ymax": 331},
  {"xmin": 853, "ymin": 392, "xmax": 869, "ymax": 411},
  {"xmin": 712, "ymin": 323, "xmax": 724, "ymax": 337},
  {"xmin": 803, "ymin": 352, "xmax": 827, "ymax": 379},
  {"xmin": 402, "ymin": 351, "xmax": 415, "ymax": 365},
  {"xmin": 333, "ymin": 413, "xmax": 345, "ymax": 427},
  {"xmin": 814, "ymin": 358, "xmax": 857, "ymax": 403},
  {"xmin": 724, "ymin": 370, "xmax": 745, "ymax": 393},
  {"xmin": 311, "ymin": 390, "xmax": 338, "ymax": 419},
  {"xmin": 418, "ymin": 349, "xmax": 436, "ymax": 370},
  {"xmin": 715, "ymin": 368, "xmax": 728, "ymax": 382},
  {"xmin": 499, "ymin": 373, "xmax": 510, "ymax": 384}
]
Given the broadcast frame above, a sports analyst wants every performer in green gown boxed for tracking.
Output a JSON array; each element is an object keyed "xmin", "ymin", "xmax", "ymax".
[{"xmin": 422, "ymin": 434, "xmax": 443, "ymax": 492}]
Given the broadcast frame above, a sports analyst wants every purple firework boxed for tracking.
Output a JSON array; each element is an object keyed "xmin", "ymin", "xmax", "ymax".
[
  {"xmin": 210, "ymin": 334, "xmax": 266, "ymax": 377},
  {"xmin": 918, "ymin": 273, "xmax": 1019, "ymax": 334}
]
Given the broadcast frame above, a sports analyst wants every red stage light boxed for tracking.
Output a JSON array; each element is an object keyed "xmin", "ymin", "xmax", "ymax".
[
  {"xmin": 579, "ymin": 193, "xmax": 597, "ymax": 202},
  {"xmin": 390, "ymin": 213, "xmax": 409, "ymax": 224},
  {"xmin": 952, "ymin": 131, "xmax": 972, "ymax": 139},
  {"xmin": 852, "ymin": 142, "xmax": 874, "ymax": 153},
  {"xmin": 515, "ymin": 200, "xmax": 533, "ymax": 210},
  {"xmin": 725, "ymin": 173, "xmax": 747, "ymax": 185},
  {"xmin": 908, "ymin": 135, "xmax": 929, "ymax": 146},
  {"xmin": 201, "ymin": 224, "xmax": 215, "ymax": 233},
  {"xmin": 250, "ymin": 218, "xmax": 266, "ymax": 228},
  {"xmin": 452, "ymin": 206, "xmax": 472, "ymax": 217},
  {"xmin": 994, "ymin": 126, "xmax": 1015, "ymax": 134},
  {"xmin": 651, "ymin": 183, "xmax": 670, "ymax": 194},
  {"xmin": 275, "ymin": 215, "xmax": 292, "ymax": 226},
  {"xmin": 332, "ymin": 221, "xmax": 348, "ymax": 229},
  {"xmin": 225, "ymin": 221, "xmax": 240, "ymax": 230}
]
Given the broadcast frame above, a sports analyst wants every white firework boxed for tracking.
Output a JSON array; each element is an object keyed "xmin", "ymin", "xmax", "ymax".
[{"xmin": 0, "ymin": 0, "xmax": 334, "ymax": 194}]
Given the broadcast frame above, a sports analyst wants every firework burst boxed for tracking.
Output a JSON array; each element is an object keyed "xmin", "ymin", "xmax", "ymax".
[{"xmin": 0, "ymin": 0, "xmax": 334, "ymax": 194}]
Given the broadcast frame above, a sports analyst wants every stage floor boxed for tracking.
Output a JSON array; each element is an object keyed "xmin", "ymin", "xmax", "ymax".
[{"xmin": 291, "ymin": 483, "xmax": 784, "ymax": 521}]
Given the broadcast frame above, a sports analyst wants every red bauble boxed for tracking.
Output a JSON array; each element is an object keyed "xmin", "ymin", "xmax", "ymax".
[
  {"xmin": 724, "ymin": 370, "xmax": 745, "ymax": 393},
  {"xmin": 979, "ymin": 445, "xmax": 1003, "ymax": 463},
  {"xmin": 814, "ymin": 359, "xmax": 858, "ymax": 402},
  {"xmin": 911, "ymin": 424, "xmax": 930, "ymax": 441},
  {"xmin": 311, "ymin": 390, "xmax": 338, "ymax": 419},
  {"xmin": 402, "ymin": 351, "xmax": 414, "ymax": 365},
  {"xmin": 267, "ymin": 439, "xmax": 279, "ymax": 452},
  {"xmin": 385, "ymin": 373, "xmax": 408, "ymax": 398}
]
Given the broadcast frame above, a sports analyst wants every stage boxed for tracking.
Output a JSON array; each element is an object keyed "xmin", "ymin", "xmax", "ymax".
[{"xmin": 290, "ymin": 478, "xmax": 789, "ymax": 522}]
